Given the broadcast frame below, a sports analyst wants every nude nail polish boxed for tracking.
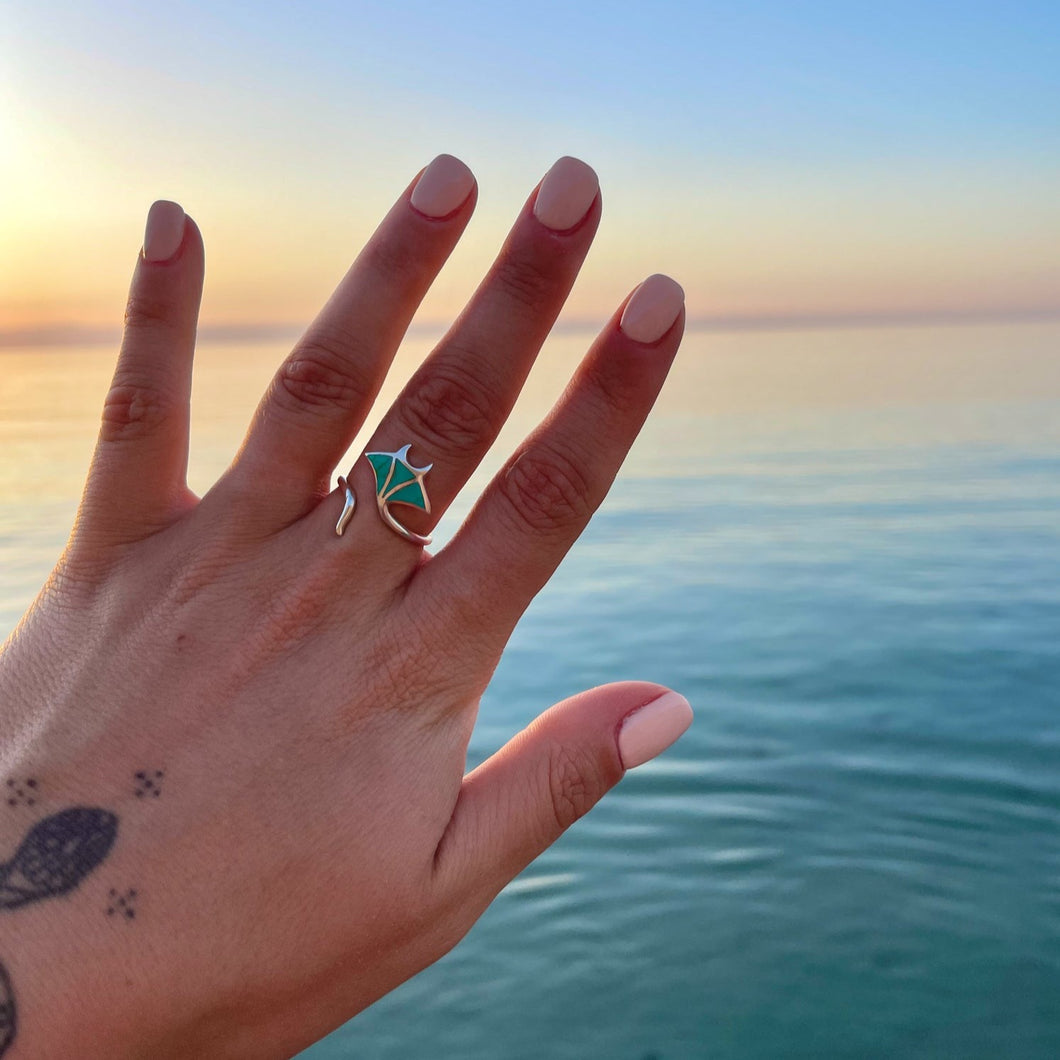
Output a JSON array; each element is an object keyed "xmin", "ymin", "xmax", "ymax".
[
  {"xmin": 618, "ymin": 691, "xmax": 693, "ymax": 770},
  {"xmin": 533, "ymin": 156, "xmax": 599, "ymax": 232},
  {"xmin": 619, "ymin": 274, "xmax": 685, "ymax": 344},
  {"xmin": 143, "ymin": 200, "xmax": 186, "ymax": 263},
  {"xmin": 410, "ymin": 154, "xmax": 475, "ymax": 219}
]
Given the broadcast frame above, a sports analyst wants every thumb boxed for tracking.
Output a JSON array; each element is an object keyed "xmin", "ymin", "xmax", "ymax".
[{"xmin": 433, "ymin": 682, "xmax": 692, "ymax": 908}]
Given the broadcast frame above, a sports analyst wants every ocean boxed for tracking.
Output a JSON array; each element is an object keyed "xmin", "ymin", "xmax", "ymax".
[{"xmin": 2, "ymin": 322, "xmax": 1059, "ymax": 1058}]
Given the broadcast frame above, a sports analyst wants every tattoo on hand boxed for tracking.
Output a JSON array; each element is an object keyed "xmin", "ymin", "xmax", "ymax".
[
  {"xmin": 4, "ymin": 779, "xmax": 38, "ymax": 809},
  {"xmin": 105, "ymin": 887, "xmax": 138, "ymax": 921},
  {"xmin": 0, "ymin": 800, "xmax": 125, "ymax": 1053},
  {"xmin": 133, "ymin": 770, "xmax": 164, "ymax": 799},
  {"xmin": 0, "ymin": 958, "xmax": 15, "ymax": 1057},
  {"xmin": 0, "ymin": 808, "xmax": 118, "ymax": 911}
]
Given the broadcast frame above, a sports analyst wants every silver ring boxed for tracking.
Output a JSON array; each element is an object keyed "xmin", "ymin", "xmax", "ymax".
[
  {"xmin": 334, "ymin": 476, "xmax": 356, "ymax": 536},
  {"xmin": 365, "ymin": 444, "xmax": 433, "ymax": 546}
]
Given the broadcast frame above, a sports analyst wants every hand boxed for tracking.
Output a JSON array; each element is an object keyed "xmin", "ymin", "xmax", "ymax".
[{"xmin": 0, "ymin": 154, "xmax": 690, "ymax": 1059}]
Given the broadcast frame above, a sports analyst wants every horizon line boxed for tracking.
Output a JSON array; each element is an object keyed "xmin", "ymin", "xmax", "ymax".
[{"xmin": 2, "ymin": 306, "xmax": 1059, "ymax": 349}]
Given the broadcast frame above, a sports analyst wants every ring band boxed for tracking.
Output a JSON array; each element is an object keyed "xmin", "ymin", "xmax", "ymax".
[{"xmin": 334, "ymin": 476, "xmax": 356, "ymax": 536}]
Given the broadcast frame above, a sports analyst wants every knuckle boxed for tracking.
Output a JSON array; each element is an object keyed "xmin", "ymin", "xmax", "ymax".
[
  {"xmin": 100, "ymin": 379, "xmax": 173, "ymax": 443},
  {"xmin": 42, "ymin": 548, "xmax": 109, "ymax": 605},
  {"xmin": 253, "ymin": 587, "xmax": 329, "ymax": 655},
  {"xmin": 217, "ymin": 565, "xmax": 332, "ymax": 659},
  {"xmin": 124, "ymin": 290, "xmax": 178, "ymax": 334},
  {"xmin": 547, "ymin": 744, "xmax": 605, "ymax": 832},
  {"xmin": 356, "ymin": 612, "xmax": 448, "ymax": 714},
  {"xmin": 493, "ymin": 251, "xmax": 555, "ymax": 313},
  {"xmin": 274, "ymin": 329, "xmax": 370, "ymax": 413},
  {"xmin": 361, "ymin": 632, "xmax": 417, "ymax": 704},
  {"xmin": 362, "ymin": 234, "xmax": 421, "ymax": 288},
  {"xmin": 498, "ymin": 443, "xmax": 593, "ymax": 534},
  {"xmin": 401, "ymin": 360, "xmax": 498, "ymax": 453},
  {"xmin": 166, "ymin": 548, "xmax": 234, "ymax": 609},
  {"xmin": 578, "ymin": 357, "xmax": 641, "ymax": 420}
]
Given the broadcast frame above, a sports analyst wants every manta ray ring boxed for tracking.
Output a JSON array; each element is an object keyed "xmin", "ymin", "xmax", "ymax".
[{"xmin": 334, "ymin": 443, "xmax": 433, "ymax": 546}]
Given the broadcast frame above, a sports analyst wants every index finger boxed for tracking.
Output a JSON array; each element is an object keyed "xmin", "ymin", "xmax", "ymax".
[{"xmin": 225, "ymin": 154, "xmax": 477, "ymax": 526}]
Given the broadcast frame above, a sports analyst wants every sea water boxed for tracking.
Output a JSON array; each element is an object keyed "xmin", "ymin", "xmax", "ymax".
[{"xmin": 2, "ymin": 322, "xmax": 1058, "ymax": 1058}]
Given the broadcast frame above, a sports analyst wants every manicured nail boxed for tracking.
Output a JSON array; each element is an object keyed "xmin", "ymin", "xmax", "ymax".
[
  {"xmin": 143, "ymin": 200, "xmax": 186, "ymax": 263},
  {"xmin": 618, "ymin": 691, "xmax": 693, "ymax": 770},
  {"xmin": 619, "ymin": 274, "xmax": 685, "ymax": 344},
  {"xmin": 533, "ymin": 156, "xmax": 599, "ymax": 232},
  {"xmin": 410, "ymin": 154, "xmax": 475, "ymax": 219}
]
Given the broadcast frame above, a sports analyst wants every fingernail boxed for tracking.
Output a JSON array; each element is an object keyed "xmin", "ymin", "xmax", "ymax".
[
  {"xmin": 410, "ymin": 154, "xmax": 475, "ymax": 219},
  {"xmin": 619, "ymin": 274, "xmax": 685, "ymax": 344},
  {"xmin": 618, "ymin": 691, "xmax": 693, "ymax": 770},
  {"xmin": 143, "ymin": 200, "xmax": 186, "ymax": 263},
  {"xmin": 533, "ymin": 156, "xmax": 599, "ymax": 232}
]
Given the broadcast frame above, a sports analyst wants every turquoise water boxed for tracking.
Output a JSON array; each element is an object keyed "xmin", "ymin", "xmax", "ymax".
[{"xmin": 2, "ymin": 323, "xmax": 1059, "ymax": 1057}]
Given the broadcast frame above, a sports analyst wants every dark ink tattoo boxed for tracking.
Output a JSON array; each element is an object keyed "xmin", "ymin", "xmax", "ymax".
[
  {"xmin": 4, "ymin": 778, "xmax": 38, "ymax": 809},
  {"xmin": 0, "ymin": 957, "xmax": 15, "ymax": 1057},
  {"xmin": 105, "ymin": 887, "xmax": 138, "ymax": 921},
  {"xmin": 0, "ymin": 808, "xmax": 118, "ymax": 911},
  {"xmin": 133, "ymin": 770, "xmax": 164, "ymax": 799}
]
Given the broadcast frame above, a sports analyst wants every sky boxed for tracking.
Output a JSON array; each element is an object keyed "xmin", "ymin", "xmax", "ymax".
[{"xmin": 2, "ymin": 0, "xmax": 1059, "ymax": 342}]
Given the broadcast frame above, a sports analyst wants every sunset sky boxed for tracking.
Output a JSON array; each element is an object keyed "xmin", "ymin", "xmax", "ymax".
[{"xmin": 3, "ymin": 1, "xmax": 1059, "ymax": 342}]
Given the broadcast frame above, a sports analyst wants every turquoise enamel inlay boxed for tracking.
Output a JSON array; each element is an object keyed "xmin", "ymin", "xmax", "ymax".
[
  {"xmin": 364, "ymin": 444, "xmax": 433, "ymax": 543},
  {"xmin": 387, "ymin": 480, "xmax": 428, "ymax": 510},
  {"xmin": 386, "ymin": 460, "xmax": 418, "ymax": 492},
  {"xmin": 367, "ymin": 452, "xmax": 392, "ymax": 492}
]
